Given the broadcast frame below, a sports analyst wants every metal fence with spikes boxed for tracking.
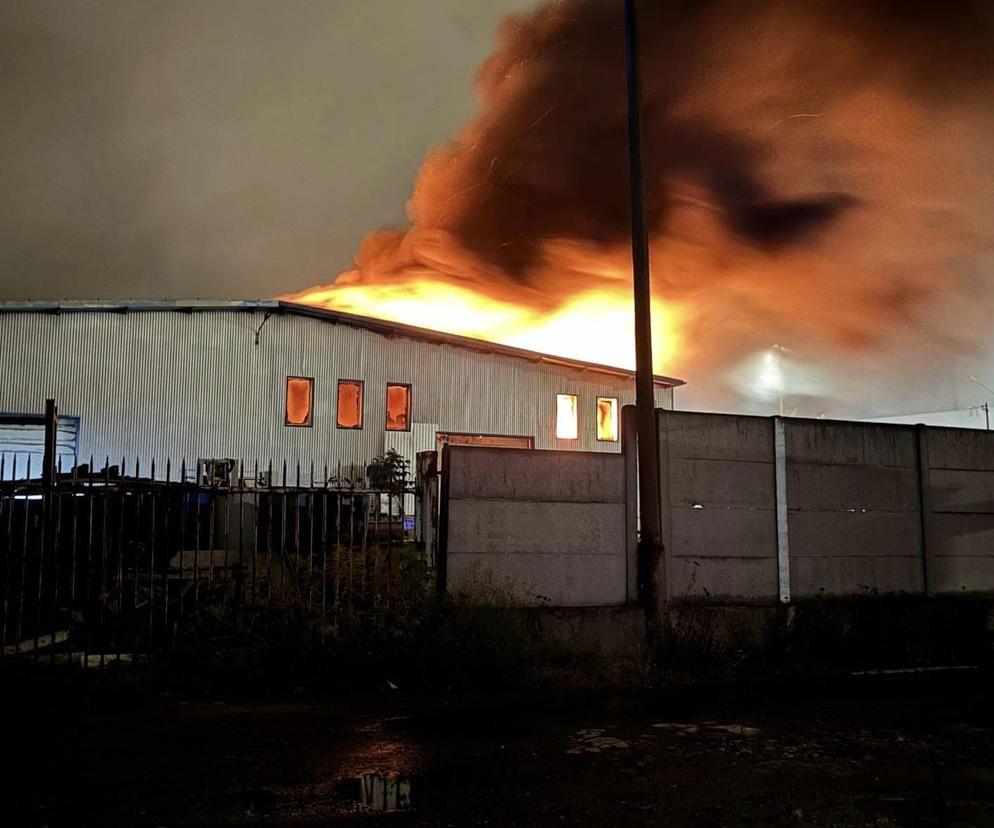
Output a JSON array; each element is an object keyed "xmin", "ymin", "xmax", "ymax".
[{"xmin": 0, "ymin": 454, "xmax": 420, "ymax": 667}]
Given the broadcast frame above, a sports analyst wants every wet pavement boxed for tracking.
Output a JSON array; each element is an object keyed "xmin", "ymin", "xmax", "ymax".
[{"xmin": 5, "ymin": 674, "xmax": 994, "ymax": 826}]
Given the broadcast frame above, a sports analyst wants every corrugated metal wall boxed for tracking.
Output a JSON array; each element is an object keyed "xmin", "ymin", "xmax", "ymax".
[{"xmin": 0, "ymin": 310, "xmax": 673, "ymax": 478}]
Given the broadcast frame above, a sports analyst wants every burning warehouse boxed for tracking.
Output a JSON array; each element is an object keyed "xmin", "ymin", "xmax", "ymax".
[{"xmin": 0, "ymin": 300, "xmax": 683, "ymax": 480}]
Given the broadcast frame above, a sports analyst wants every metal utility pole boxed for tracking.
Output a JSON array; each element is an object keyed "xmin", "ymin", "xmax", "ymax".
[
  {"xmin": 969, "ymin": 376, "xmax": 994, "ymax": 430},
  {"xmin": 623, "ymin": 0, "xmax": 664, "ymax": 620}
]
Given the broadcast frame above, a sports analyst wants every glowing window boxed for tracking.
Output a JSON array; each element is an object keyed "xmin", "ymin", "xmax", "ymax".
[
  {"xmin": 385, "ymin": 383, "xmax": 411, "ymax": 431},
  {"xmin": 285, "ymin": 377, "xmax": 313, "ymax": 427},
  {"xmin": 596, "ymin": 397, "xmax": 619, "ymax": 442},
  {"xmin": 336, "ymin": 379, "xmax": 364, "ymax": 429},
  {"xmin": 556, "ymin": 394, "xmax": 578, "ymax": 440}
]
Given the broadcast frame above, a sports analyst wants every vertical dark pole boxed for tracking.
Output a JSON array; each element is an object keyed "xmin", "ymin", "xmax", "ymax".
[
  {"xmin": 436, "ymin": 444, "xmax": 450, "ymax": 600},
  {"xmin": 40, "ymin": 399, "xmax": 58, "ymax": 658},
  {"xmin": 624, "ymin": 0, "xmax": 664, "ymax": 621},
  {"xmin": 915, "ymin": 425, "xmax": 936, "ymax": 597},
  {"xmin": 42, "ymin": 399, "xmax": 57, "ymax": 490}
]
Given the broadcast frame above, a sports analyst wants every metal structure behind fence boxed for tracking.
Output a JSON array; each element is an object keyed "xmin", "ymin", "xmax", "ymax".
[{"xmin": 0, "ymin": 456, "xmax": 418, "ymax": 667}]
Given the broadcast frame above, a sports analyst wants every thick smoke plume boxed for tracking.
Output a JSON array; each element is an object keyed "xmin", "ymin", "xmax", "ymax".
[{"xmin": 293, "ymin": 0, "xmax": 994, "ymax": 392}]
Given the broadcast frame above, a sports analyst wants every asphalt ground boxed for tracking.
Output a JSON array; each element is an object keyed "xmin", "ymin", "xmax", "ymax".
[{"xmin": 4, "ymin": 672, "xmax": 994, "ymax": 827}]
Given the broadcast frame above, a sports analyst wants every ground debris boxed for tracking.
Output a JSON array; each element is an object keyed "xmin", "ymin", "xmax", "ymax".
[
  {"xmin": 652, "ymin": 721, "xmax": 760, "ymax": 737},
  {"xmin": 568, "ymin": 727, "xmax": 631, "ymax": 754}
]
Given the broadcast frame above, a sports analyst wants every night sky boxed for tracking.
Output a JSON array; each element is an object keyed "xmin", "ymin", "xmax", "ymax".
[{"xmin": 0, "ymin": 0, "xmax": 540, "ymax": 301}]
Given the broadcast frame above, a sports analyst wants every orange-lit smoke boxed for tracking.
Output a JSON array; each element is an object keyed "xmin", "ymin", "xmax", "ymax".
[{"xmin": 287, "ymin": 0, "xmax": 994, "ymax": 383}]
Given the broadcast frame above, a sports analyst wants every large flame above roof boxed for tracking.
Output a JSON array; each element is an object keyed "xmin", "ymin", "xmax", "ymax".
[
  {"xmin": 287, "ymin": 0, "xmax": 994, "ymax": 385},
  {"xmin": 290, "ymin": 276, "xmax": 680, "ymax": 371}
]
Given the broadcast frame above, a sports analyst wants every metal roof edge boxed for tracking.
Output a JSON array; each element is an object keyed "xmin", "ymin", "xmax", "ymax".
[
  {"xmin": 0, "ymin": 299, "xmax": 280, "ymax": 313},
  {"xmin": 0, "ymin": 298, "xmax": 686, "ymax": 387}
]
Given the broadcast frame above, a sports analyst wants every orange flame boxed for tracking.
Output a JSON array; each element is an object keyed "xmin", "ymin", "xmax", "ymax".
[{"xmin": 287, "ymin": 278, "xmax": 681, "ymax": 372}]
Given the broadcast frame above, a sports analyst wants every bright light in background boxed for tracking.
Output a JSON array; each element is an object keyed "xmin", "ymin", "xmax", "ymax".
[
  {"xmin": 728, "ymin": 346, "xmax": 828, "ymax": 414},
  {"xmin": 757, "ymin": 350, "xmax": 783, "ymax": 397}
]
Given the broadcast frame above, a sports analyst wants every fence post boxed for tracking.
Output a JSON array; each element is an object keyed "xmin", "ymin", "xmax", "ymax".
[
  {"xmin": 436, "ymin": 444, "xmax": 450, "ymax": 599},
  {"xmin": 915, "ymin": 425, "xmax": 936, "ymax": 597},
  {"xmin": 622, "ymin": 405, "xmax": 639, "ymax": 604},
  {"xmin": 42, "ymin": 399, "xmax": 58, "ymax": 490},
  {"xmin": 39, "ymin": 399, "xmax": 59, "ymax": 657},
  {"xmin": 655, "ymin": 409, "xmax": 672, "ymax": 612},
  {"xmin": 773, "ymin": 417, "xmax": 791, "ymax": 604}
]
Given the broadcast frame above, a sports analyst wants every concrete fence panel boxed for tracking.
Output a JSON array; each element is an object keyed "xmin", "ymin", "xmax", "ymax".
[
  {"xmin": 923, "ymin": 428, "xmax": 994, "ymax": 594},
  {"xmin": 783, "ymin": 420, "xmax": 923, "ymax": 598},
  {"xmin": 659, "ymin": 411, "xmax": 778, "ymax": 602},
  {"xmin": 441, "ymin": 445, "xmax": 633, "ymax": 607},
  {"xmin": 658, "ymin": 411, "xmax": 994, "ymax": 605}
]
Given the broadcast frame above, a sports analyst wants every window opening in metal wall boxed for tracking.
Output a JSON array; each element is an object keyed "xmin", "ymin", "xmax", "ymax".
[
  {"xmin": 385, "ymin": 384, "xmax": 411, "ymax": 432},
  {"xmin": 596, "ymin": 397, "xmax": 619, "ymax": 442},
  {"xmin": 285, "ymin": 376, "xmax": 314, "ymax": 427},
  {"xmin": 337, "ymin": 379, "xmax": 364, "ymax": 429},
  {"xmin": 556, "ymin": 394, "xmax": 578, "ymax": 440}
]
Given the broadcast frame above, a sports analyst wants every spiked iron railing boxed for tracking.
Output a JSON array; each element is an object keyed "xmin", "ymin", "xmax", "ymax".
[{"xmin": 0, "ymin": 455, "xmax": 420, "ymax": 667}]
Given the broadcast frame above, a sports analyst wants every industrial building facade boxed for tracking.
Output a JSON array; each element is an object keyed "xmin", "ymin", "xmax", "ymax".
[{"xmin": 0, "ymin": 301, "xmax": 682, "ymax": 480}]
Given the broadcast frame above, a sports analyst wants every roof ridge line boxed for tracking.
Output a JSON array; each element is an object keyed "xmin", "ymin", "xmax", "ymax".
[{"xmin": 0, "ymin": 298, "xmax": 686, "ymax": 387}]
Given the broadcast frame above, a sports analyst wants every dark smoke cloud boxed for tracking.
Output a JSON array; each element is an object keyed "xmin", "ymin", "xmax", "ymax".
[{"xmin": 309, "ymin": 0, "xmax": 994, "ymax": 394}]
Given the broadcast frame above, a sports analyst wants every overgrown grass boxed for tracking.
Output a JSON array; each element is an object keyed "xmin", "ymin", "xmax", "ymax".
[
  {"xmin": 12, "ymin": 547, "xmax": 994, "ymax": 700},
  {"xmin": 650, "ymin": 595, "xmax": 994, "ymax": 686},
  {"xmin": 780, "ymin": 594, "xmax": 994, "ymax": 671},
  {"xmin": 148, "ymin": 556, "xmax": 630, "ymax": 697}
]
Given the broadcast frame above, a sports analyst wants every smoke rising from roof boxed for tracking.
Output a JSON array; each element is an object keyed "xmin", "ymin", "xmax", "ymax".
[{"xmin": 298, "ymin": 0, "xmax": 994, "ymax": 403}]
